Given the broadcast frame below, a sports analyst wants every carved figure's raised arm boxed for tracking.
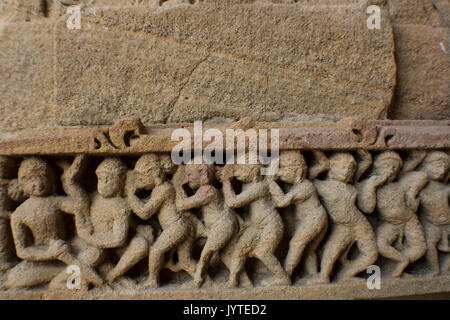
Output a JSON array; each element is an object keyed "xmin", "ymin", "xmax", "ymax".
[
  {"xmin": 268, "ymin": 180, "xmax": 294, "ymax": 208},
  {"xmin": 126, "ymin": 172, "xmax": 168, "ymax": 220}
]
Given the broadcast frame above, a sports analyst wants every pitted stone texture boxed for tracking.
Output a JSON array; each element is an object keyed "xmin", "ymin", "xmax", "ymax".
[
  {"xmin": 387, "ymin": 0, "xmax": 449, "ymax": 120},
  {"xmin": 0, "ymin": 1, "xmax": 396, "ymax": 130}
]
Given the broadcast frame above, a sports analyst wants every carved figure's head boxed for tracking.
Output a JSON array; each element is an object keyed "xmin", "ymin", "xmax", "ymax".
[
  {"xmin": 231, "ymin": 153, "xmax": 261, "ymax": 183},
  {"xmin": 329, "ymin": 153, "xmax": 356, "ymax": 184},
  {"xmin": 96, "ymin": 158, "xmax": 127, "ymax": 198},
  {"xmin": 421, "ymin": 152, "xmax": 449, "ymax": 181},
  {"xmin": 277, "ymin": 151, "xmax": 307, "ymax": 184},
  {"xmin": 18, "ymin": 157, "xmax": 54, "ymax": 197},
  {"xmin": 373, "ymin": 151, "xmax": 402, "ymax": 182},
  {"xmin": 185, "ymin": 157, "xmax": 215, "ymax": 189},
  {"xmin": 134, "ymin": 154, "xmax": 164, "ymax": 189}
]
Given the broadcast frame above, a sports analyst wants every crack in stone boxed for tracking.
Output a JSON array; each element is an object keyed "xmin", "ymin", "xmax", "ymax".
[{"xmin": 164, "ymin": 54, "xmax": 210, "ymax": 123}]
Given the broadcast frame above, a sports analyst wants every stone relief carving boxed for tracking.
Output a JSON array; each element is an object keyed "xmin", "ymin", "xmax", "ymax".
[{"xmin": 0, "ymin": 120, "xmax": 448, "ymax": 293}]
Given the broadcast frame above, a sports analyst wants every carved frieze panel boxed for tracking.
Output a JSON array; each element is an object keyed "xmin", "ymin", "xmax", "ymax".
[{"xmin": 0, "ymin": 119, "xmax": 448, "ymax": 299}]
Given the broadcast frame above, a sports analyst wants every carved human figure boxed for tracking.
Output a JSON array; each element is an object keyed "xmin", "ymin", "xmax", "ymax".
[
  {"xmin": 267, "ymin": 151, "xmax": 328, "ymax": 280},
  {"xmin": 126, "ymin": 154, "xmax": 198, "ymax": 288},
  {"xmin": 0, "ymin": 156, "xmax": 17, "ymax": 272},
  {"xmin": 6, "ymin": 157, "xmax": 104, "ymax": 289},
  {"xmin": 222, "ymin": 162, "xmax": 291, "ymax": 288},
  {"xmin": 174, "ymin": 160, "xmax": 239, "ymax": 288},
  {"xmin": 63, "ymin": 156, "xmax": 154, "ymax": 284},
  {"xmin": 366, "ymin": 151, "xmax": 428, "ymax": 278},
  {"xmin": 418, "ymin": 152, "xmax": 449, "ymax": 276},
  {"xmin": 312, "ymin": 153, "xmax": 378, "ymax": 284}
]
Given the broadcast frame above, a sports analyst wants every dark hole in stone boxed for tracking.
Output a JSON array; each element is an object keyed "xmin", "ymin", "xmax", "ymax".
[
  {"xmin": 93, "ymin": 138, "xmax": 101, "ymax": 150},
  {"xmin": 352, "ymin": 129, "xmax": 363, "ymax": 142},
  {"xmin": 385, "ymin": 134, "xmax": 395, "ymax": 147}
]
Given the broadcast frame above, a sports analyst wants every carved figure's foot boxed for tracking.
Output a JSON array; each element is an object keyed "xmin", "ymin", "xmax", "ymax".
[
  {"xmin": 400, "ymin": 272, "xmax": 416, "ymax": 279},
  {"xmin": 138, "ymin": 279, "xmax": 159, "ymax": 290},
  {"xmin": 424, "ymin": 270, "xmax": 440, "ymax": 278},
  {"xmin": 225, "ymin": 279, "xmax": 239, "ymax": 289},
  {"xmin": 336, "ymin": 276, "xmax": 365, "ymax": 285},
  {"xmin": 239, "ymin": 277, "xmax": 253, "ymax": 288},
  {"xmin": 105, "ymin": 271, "xmax": 117, "ymax": 284},
  {"xmin": 392, "ymin": 260, "xmax": 409, "ymax": 278},
  {"xmin": 306, "ymin": 274, "xmax": 330, "ymax": 285},
  {"xmin": 181, "ymin": 280, "xmax": 197, "ymax": 289},
  {"xmin": 261, "ymin": 276, "xmax": 291, "ymax": 287},
  {"xmin": 113, "ymin": 277, "xmax": 136, "ymax": 289}
]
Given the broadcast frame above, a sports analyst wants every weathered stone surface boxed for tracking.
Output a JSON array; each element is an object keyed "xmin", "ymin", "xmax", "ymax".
[
  {"xmin": 0, "ymin": 0, "xmax": 396, "ymax": 130},
  {"xmin": 387, "ymin": 0, "xmax": 449, "ymax": 120},
  {"xmin": 0, "ymin": 119, "xmax": 449, "ymax": 299}
]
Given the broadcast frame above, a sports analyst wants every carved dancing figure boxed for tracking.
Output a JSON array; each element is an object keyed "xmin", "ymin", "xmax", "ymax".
[
  {"xmin": 174, "ymin": 159, "xmax": 239, "ymax": 288},
  {"xmin": 364, "ymin": 151, "xmax": 427, "ymax": 278},
  {"xmin": 222, "ymin": 161, "xmax": 291, "ymax": 288},
  {"xmin": 126, "ymin": 154, "xmax": 198, "ymax": 288},
  {"xmin": 418, "ymin": 152, "xmax": 450, "ymax": 276},
  {"xmin": 60, "ymin": 156, "xmax": 155, "ymax": 285},
  {"xmin": 6, "ymin": 157, "xmax": 103, "ymax": 289},
  {"xmin": 267, "ymin": 151, "xmax": 328, "ymax": 280},
  {"xmin": 311, "ymin": 152, "xmax": 378, "ymax": 284}
]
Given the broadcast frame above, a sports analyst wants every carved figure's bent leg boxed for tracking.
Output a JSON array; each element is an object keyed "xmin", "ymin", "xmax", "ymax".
[
  {"xmin": 403, "ymin": 215, "xmax": 426, "ymax": 266},
  {"xmin": 337, "ymin": 219, "xmax": 378, "ymax": 281},
  {"xmin": 6, "ymin": 260, "xmax": 64, "ymax": 289},
  {"xmin": 422, "ymin": 219, "xmax": 442, "ymax": 275},
  {"xmin": 227, "ymin": 226, "xmax": 257, "ymax": 288},
  {"xmin": 253, "ymin": 215, "xmax": 290, "ymax": 286},
  {"xmin": 107, "ymin": 235, "xmax": 150, "ymax": 283},
  {"xmin": 145, "ymin": 219, "xmax": 192, "ymax": 288},
  {"xmin": 312, "ymin": 224, "xmax": 352, "ymax": 284},
  {"xmin": 194, "ymin": 217, "xmax": 238, "ymax": 287},
  {"xmin": 284, "ymin": 210, "xmax": 328, "ymax": 277},
  {"xmin": 303, "ymin": 220, "xmax": 328, "ymax": 277},
  {"xmin": 377, "ymin": 222, "xmax": 405, "ymax": 263}
]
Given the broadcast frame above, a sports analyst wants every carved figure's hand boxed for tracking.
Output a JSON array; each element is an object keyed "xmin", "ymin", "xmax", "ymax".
[
  {"xmin": 369, "ymin": 174, "xmax": 388, "ymax": 187},
  {"xmin": 405, "ymin": 192, "xmax": 420, "ymax": 212},
  {"xmin": 7, "ymin": 179, "xmax": 27, "ymax": 203},
  {"xmin": 222, "ymin": 165, "xmax": 234, "ymax": 181},
  {"xmin": 49, "ymin": 239, "xmax": 70, "ymax": 258},
  {"xmin": 172, "ymin": 166, "xmax": 186, "ymax": 187}
]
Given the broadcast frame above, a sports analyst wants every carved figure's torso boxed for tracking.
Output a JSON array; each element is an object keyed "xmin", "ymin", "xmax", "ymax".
[
  {"xmin": 314, "ymin": 179, "xmax": 363, "ymax": 226},
  {"xmin": 377, "ymin": 181, "xmax": 413, "ymax": 224},
  {"xmin": 420, "ymin": 181, "xmax": 450, "ymax": 226},
  {"xmin": 13, "ymin": 196, "xmax": 66, "ymax": 246}
]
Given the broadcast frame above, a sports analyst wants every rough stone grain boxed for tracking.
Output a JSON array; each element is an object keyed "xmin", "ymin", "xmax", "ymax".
[{"xmin": 0, "ymin": 0, "xmax": 396, "ymax": 130}]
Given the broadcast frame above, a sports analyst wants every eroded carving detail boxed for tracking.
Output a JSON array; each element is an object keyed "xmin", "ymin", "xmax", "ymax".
[{"xmin": 0, "ymin": 122, "xmax": 448, "ymax": 294}]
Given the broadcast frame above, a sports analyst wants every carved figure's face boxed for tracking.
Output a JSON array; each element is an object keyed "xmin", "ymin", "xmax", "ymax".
[
  {"xmin": 186, "ymin": 165, "xmax": 211, "ymax": 190},
  {"xmin": 277, "ymin": 152, "xmax": 305, "ymax": 184},
  {"xmin": 423, "ymin": 157, "xmax": 448, "ymax": 181},
  {"xmin": 376, "ymin": 159, "xmax": 401, "ymax": 182},
  {"xmin": 330, "ymin": 156, "xmax": 356, "ymax": 183},
  {"xmin": 19, "ymin": 172, "xmax": 50, "ymax": 197},
  {"xmin": 97, "ymin": 171, "xmax": 123, "ymax": 198},
  {"xmin": 134, "ymin": 169, "xmax": 159, "ymax": 190},
  {"xmin": 277, "ymin": 164, "xmax": 297, "ymax": 184},
  {"xmin": 234, "ymin": 164, "xmax": 259, "ymax": 183}
]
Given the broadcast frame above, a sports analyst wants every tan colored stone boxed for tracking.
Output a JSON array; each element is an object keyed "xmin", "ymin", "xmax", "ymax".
[
  {"xmin": 0, "ymin": 119, "xmax": 449, "ymax": 298},
  {"xmin": 387, "ymin": 0, "xmax": 449, "ymax": 120},
  {"xmin": 0, "ymin": 1, "xmax": 396, "ymax": 130}
]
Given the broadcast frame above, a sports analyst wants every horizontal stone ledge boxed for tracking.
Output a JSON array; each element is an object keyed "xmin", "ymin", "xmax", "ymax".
[
  {"xmin": 1, "ymin": 275, "xmax": 449, "ymax": 300},
  {"xmin": 0, "ymin": 118, "xmax": 449, "ymax": 156}
]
